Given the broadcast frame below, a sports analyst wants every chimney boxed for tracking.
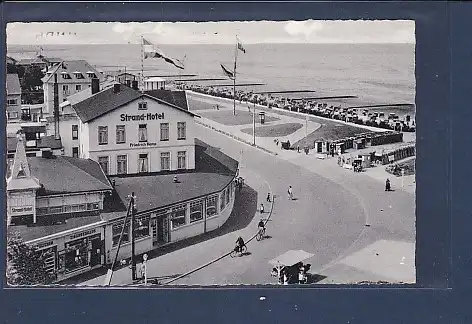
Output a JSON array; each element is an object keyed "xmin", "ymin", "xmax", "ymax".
[
  {"xmin": 53, "ymin": 73, "xmax": 60, "ymax": 140},
  {"xmin": 132, "ymin": 80, "xmax": 139, "ymax": 90},
  {"xmin": 91, "ymin": 78, "xmax": 100, "ymax": 94},
  {"xmin": 113, "ymin": 83, "xmax": 121, "ymax": 93}
]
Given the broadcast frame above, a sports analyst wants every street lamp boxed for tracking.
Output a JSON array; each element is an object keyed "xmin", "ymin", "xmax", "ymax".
[{"xmin": 127, "ymin": 192, "xmax": 137, "ymax": 281}]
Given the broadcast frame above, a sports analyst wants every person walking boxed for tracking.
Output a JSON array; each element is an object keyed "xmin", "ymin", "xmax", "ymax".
[
  {"xmin": 288, "ymin": 186, "xmax": 293, "ymax": 200},
  {"xmin": 385, "ymin": 178, "xmax": 391, "ymax": 191},
  {"xmin": 260, "ymin": 203, "xmax": 265, "ymax": 214},
  {"xmin": 266, "ymin": 192, "xmax": 271, "ymax": 202}
]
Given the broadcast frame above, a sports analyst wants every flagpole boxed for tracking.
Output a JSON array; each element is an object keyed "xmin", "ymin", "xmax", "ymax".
[
  {"xmin": 253, "ymin": 98, "xmax": 256, "ymax": 146},
  {"xmin": 140, "ymin": 35, "xmax": 144, "ymax": 93},
  {"xmin": 233, "ymin": 36, "xmax": 238, "ymax": 116}
]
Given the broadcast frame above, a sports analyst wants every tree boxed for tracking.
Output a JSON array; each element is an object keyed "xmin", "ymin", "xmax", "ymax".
[
  {"xmin": 6, "ymin": 232, "xmax": 55, "ymax": 286},
  {"xmin": 20, "ymin": 65, "xmax": 44, "ymax": 104}
]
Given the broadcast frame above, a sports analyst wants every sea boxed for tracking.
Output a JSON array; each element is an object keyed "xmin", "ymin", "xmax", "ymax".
[{"xmin": 8, "ymin": 43, "xmax": 416, "ymax": 117}]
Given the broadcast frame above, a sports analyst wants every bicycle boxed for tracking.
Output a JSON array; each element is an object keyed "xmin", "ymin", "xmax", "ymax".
[
  {"xmin": 230, "ymin": 244, "xmax": 247, "ymax": 257},
  {"xmin": 256, "ymin": 227, "xmax": 266, "ymax": 241}
]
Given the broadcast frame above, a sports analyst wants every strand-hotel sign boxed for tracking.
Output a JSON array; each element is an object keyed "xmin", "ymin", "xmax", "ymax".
[{"xmin": 120, "ymin": 113, "xmax": 165, "ymax": 122}]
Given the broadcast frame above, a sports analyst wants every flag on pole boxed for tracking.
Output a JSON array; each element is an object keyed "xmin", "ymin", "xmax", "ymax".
[
  {"xmin": 220, "ymin": 64, "xmax": 235, "ymax": 79},
  {"xmin": 237, "ymin": 38, "xmax": 246, "ymax": 54},
  {"xmin": 142, "ymin": 38, "xmax": 184, "ymax": 69}
]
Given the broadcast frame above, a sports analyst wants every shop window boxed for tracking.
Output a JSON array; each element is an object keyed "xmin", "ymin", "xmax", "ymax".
[
  {"xmin": 64, "ymin": 205, "xmax": 71, "ymax": 213},
  {"xmin": 177, "ymin": 151, "xmax": 186, "ymax": 169},
  {"xmin": 72, "ymin": 125, "xmax": 78, "ymax": 140},
  {"xmin": 135, "ymin": 216, "xmax": 150, "ymax": 239},
  {"xmin": 98, "ymin": 156, "xmax": 109, "ymax": 175},
  {"xmin": 112, "ymin": 222, "xmax": 130, "ymax": 247},
  {"xmin": 36, "ymin": 207, "xmax": 48, "ymax": 215},
  {"xmin": 177, "ymin": 122, "xmax": 186, "ymax": 140},
  {"xmin": 117, "ymin": 155, "xmax": 127, "ymax": 174},
  {"xmin": 98, "ymin": 126, "xmax": 108, "ymax": 145},
  {"xmin": 64, "ymin": 239, "xmax": 88, "ymax": 273},
  {"xmin": 190, "ymin": 200, "xmax": 203, "ymax": 223},
  {"xmin": 160, "ymin": 152, "xmax": 170, "ymax": 171},
  {"xmin": 171, "ymin": 204, "xmax": 187, "ymax": 229},
  {"xmin": 220, "ymin": 190, "xmax": 226, "ymax": 210},
  {"xmin": 71, "ymin": 205, "xmax": 80, "ymax": 212},
  {"xmin": 138, "ymin": 124, "xmax": 148, "ymax": 142},
  {"xmin": 138, "ymin": 153, "xmax": 149, "ymax": 173},
  {"xmin": 116, "ymin": 125, "xmax": 126, "ymax": 144},
  {"xmin": 160, "ymin": 123, "xmax": 169, "ymax": 141},
  {"xmin": 206, "ymin": 195, "xmax": 218, "ymax": 217},
  {"xmin": 72, "ymin": 147, "xmax": 79, "ymax": 158}
]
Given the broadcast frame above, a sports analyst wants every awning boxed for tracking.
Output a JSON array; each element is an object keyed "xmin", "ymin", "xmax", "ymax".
[{"xmin": 269, "ymin": 250, "xmax": 314, "ymax": 267}]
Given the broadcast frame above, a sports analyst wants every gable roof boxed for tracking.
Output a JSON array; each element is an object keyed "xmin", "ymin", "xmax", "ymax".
[
  {"xmin": 73, "ymin": 85, "xmax": 198, "ymax": 123},
  {"xmin": 7, "ymin": 136, "xmax": 41, "ymax": 191},
  {"xmin": 6, "ymin": 73, "xmax": 21, "ymax": 95},
  {"xmin": 41, "ymin": 60, "xmax": 102, "ymax": 84},
  {"xmin": 145, "ymin": 89, "xmax": 189, "ymax": 111},
  {"xmin": 28, "ymin": 156, "xmax": 112, "ymax": 195}
]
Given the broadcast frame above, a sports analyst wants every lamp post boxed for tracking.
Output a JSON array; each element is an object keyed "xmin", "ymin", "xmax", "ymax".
[
  {"xmin": 401, "ymin": 168, "xmax": 405, "ymax": 188},
  {"xmin": 129, "ymin": 192, "xmax": 137, "ymax": 281}
]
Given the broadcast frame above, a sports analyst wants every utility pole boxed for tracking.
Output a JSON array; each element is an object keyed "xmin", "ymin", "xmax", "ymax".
[
  {"xmin": 253, "ymin": 100, "xmax": 256, "ymax": 146},
  {"xmin": 130, "ymin": 192, "xmax": 137, "ymax": 281}
]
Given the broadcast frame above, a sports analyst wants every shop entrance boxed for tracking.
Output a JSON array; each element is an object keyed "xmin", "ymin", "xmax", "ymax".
[
  {"xmin": 152, "ymin": 216, "xmax": 170, "ymax": 245},
  {"xmin": 89, "ymin": 236, "xmax": 102, "ymax": 267}
]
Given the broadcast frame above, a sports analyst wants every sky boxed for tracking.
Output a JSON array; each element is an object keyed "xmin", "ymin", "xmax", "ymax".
[{"xmin": 6, "ymin": 20, "xmax": 415, "ymax": 45}]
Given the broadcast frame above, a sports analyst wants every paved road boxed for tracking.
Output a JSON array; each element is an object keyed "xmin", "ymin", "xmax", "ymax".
[{"xmin": 83, "ymin": 123, "xmax": 414, "ymax": 286}]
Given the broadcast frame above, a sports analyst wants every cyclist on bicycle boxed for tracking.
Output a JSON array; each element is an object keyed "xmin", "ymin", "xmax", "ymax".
[
  {"xmin": 235, "ymin": 236, "xmax": 245, "ymax": 253},
  {"xmin": 258, "ymin": 219, "xmax": 265, "ymax": 232}
]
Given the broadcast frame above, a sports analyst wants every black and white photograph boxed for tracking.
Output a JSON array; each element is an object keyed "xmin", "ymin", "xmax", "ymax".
[{"xmin": 5, "ymin": 20, "xmax": 416, "ymax": 286}]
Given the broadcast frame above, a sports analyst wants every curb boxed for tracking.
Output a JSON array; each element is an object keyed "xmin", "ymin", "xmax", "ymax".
[{"xmin": 196, "ymin": 119, "xmax": 278, "ymax": 156}]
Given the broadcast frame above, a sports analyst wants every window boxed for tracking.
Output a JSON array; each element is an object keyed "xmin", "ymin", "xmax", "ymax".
[
  {"xmin": 135, "ymin": 216, "xmax": 150, "ymax": 239},
  {"xmin": 87, "ymin": 203, "xmax": 99, "ymax": 210},
  {"xmin": 177, "ymin": 122, "xmax": 186, "ymax": 140},
  {"xmin": 87, "ymin": 72, "xmax": 96, "ymax": 78},
  {"xmin": 61, "ymin": 73, "xmax": 71, "ymax": 80},
  {"xmin": 138, "ymin": 102, "xmax": 148, "ymax": 110},
  {"xmin": 138, "ymin": 153, "xmax": 149, "ymax": 173},
  {"xmin": 98, "ymin": 126, "xmax": 108, "ymax": 145},
  {"xmin": 138, "ymin": 124, "xmax": 147, "ymax": 142},
  {"xmin": 220, "ymin": 190, "xmax": 226, "ymax": 210},
  {"xmin": 160, "ymin": 152, "xmax": 170, "ymax": 171},
  {"xmin": 49, "ymin": 206, "xmax": 63, "ymax": 214},
  {"xmin": 112, "ymin": 222, "xmax": 130, "ymax": 246},
  {"xmin": 160, "ymin": 123, "xmax": 169, "ymax": 141},
  {"xmin": 75, "ymin": 84, "xmax": 82, "ymax": 92},
  {"xmin": 116, "ymin": 125, "xmax": 126, "ymax": 144},
  {"xmin": 190, "ymin": 200, "xmax": 203, "ymax": 223},
  {"xmin": 98, "ymin": 156, "xmax": 109, "ymax": 175},
  {"xmin": 117, "ymin": 155, "xmax": 127, "ymax": 174},
  {"xmin": 7, "ymin": 111, "xmax": 18, "ymax": 119},
  {"xmin": 177, "ymin": 151, "xmax": 186, "ymax": 169},
  {"xmin": 72, "ymin": 147, "xmax": 79, "ymax": 158},
  {"xmin": 72, "ymin": 125, "xmax": 78, "ymax": 140},
  {"xmin": 7, "ymin": 99, "xmax": 17, "ymax": 105},
  {"xmin": 74, "ymin": 73, "xmax": 84, "ymax": 79},
  {"xmin": 171, "ymin": 204, "xmax": 187, "ymax": 229},
  {"xmin": 206, "ymin": 195, "xmax": 218, "ymax": 217},
  {"xmin": 62, "ymin": 85, "xmax": 69, "ymax": 95}
]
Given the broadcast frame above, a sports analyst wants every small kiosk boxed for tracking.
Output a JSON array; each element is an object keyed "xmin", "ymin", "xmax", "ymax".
[{"xmin": 259, "ymin": 112, "xmax": 266, "ymax": 124}]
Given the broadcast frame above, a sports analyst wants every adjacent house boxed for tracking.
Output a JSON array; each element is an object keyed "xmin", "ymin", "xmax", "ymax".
[{"xmin": 6, "ymin": 73, "xmax": 22, "ymax": 120}]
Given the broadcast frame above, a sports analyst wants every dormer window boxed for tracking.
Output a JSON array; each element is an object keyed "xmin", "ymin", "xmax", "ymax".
[
  {"xmin": 73, "ymin": 71, "xmax": 84, "ymax": 79},
  {"xmin": 86, "ymin": 71, "xmax": 96, "ymax": 78},
  {"xmin": 138, "ymin": 102, "xmax": 148, "ymax": 110},
  {"xmin": 61, "ymin": 72, "xmax": 71, "ymax": 79}
]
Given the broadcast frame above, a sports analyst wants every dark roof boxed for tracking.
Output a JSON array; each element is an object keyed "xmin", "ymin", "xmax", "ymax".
[
  {"xmin": 28, "ymin": 156, "xmax": 112, "ymax": 195},
  {"xmin": 6, "ymin": 73, "xmax": 21, "ymax": 95},
  {"xmin": 102, "ymin": 139, "xmax": 238, "ymax": 221},
  {"xmin": 41, "ymin": 60, "xmax": 101, "ymax": 84},
  {"xmin": 7, "ymin": 135, "xmax": 62, "ymax": 152},
  {"xmin": 145, "ymin": 89, "xmax": 189, "ymax": 111},
  {"xmin": 73, "ymin": 85, "xmax": 197, "ymax": 123},
  {"xmin": 8, "ymin": 215, "xmax": 103, "ymax": 242}
]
